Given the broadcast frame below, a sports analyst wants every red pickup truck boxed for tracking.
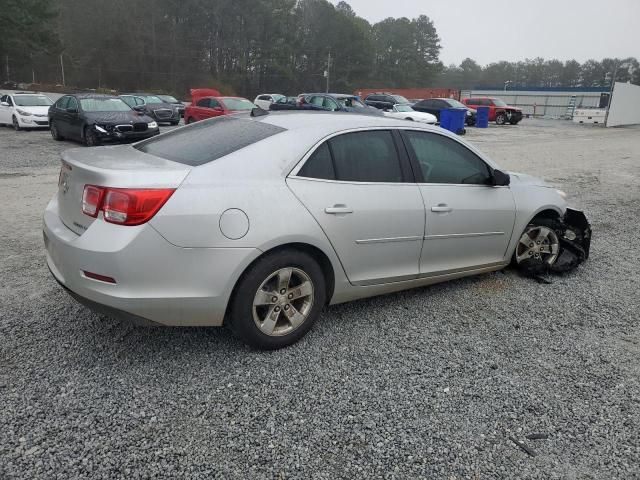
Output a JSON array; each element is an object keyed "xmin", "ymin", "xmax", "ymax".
[
  {"xmin": 462, "ymin": 97, "xmax": 523, "ymax": 125},
  {"xmin": 184, "ymin": 88, "xmax": 256, "ymax": 124}
]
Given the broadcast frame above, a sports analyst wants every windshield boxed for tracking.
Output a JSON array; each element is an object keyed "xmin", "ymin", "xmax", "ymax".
[
  {"xmin": 80, "ymin": 98, "xmax": 132, "ymax": 112},
  {"xmin": 492, "ymin": 98, "xmax": 508, "ymax": 107},
  {"xmin": 336, "ymin": 97, "xmax": 366, "ymax": 108},
  {"xmin": 159, "ymin": 95, "xmax": 179, "ymax": 103},
  {"xmin": 445, "ymin": 99, "xmax": 467, "ymax": 109},
  {"xmin": 392, "ymin": 95, "xmax": 410, "ymax": 104},
  {"xmin": 222, "ymin": 98, "xmax": 255, "ymax": 111},
  {"xmin": 394, "ymin": 104, "xmax": 414, "ymax": 112},
  {"xmin": 14, "ymin": 95, "xmax": 53, "ymax": 107},
  {"xmin": 139, "ymin": 95, "xmax": 164, "ymax": 104},
  {"xmin": 272, "ymin": 94, "xmax": 285, "ymax": 102}
]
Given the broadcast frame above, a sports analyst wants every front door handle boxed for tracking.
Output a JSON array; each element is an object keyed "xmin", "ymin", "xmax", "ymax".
[
  {"xmin": 431, "ymin": 204, "xmax": 452, "ymax": 213},
  {"xmin": 325, "ymin": 205, "xmax": 353, "ymax": 215}
]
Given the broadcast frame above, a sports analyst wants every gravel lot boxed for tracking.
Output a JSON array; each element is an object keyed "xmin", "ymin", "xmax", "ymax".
[{"xmin": 1, "ymin": 118, "xmax": 639, "ymax": 479}]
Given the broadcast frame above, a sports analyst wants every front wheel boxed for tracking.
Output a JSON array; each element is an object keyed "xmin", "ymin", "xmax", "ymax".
[
  {"xmin": 84, "ymin": 126, "xmax": 101, "ymax": 147},
  {"xmin": 12, "ymin": 116, "xmax": 21, "ymax": 131},
  {"xmin": 514, "ymin": 218, "xmax": 561, "ymax": 271},
  {"xmin": 228, "ymin": 250, "xmax": 326, "ymax": 350},
  {"xmin": 495, "ymin": 112, "xmax": 506, "ymax": 125},
  {"xmin": 186, "ymin": 117, "xmax": 195, "ymax": 125}
]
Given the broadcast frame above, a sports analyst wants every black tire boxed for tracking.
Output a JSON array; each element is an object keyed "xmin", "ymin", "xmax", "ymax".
[
  {"xmin": 228, "ymin": 249, "xmax": 326, "ymax": 350},
  {"xmin": 170, "ymin": 120, "xmax": 179, "ymax": 126},
  {"xmin": 512, "ymin": 217, "xmax": 563, "ymax": 271},
  {"xmin": 186, "ymin": 117, "xmax": 194, "ymax": 124},
  {"xmin": 404, "ymin": 117, "xmax": 414, "ymax": 121},
  {"xmin": 83, "ymin": 126, "xmax": 101, "ymax": 147},
  {"xmin": 509, "ymin": 119, "xmax": 520, "ymax": 125},
  {"xmin": 12, "ymin": 116, "xmax": 21, "ymax": 131},
  {"xmin": 495, "ymin": 112, "xmax": 506, "ymax": 125},
  {"xmin": 50, "ymin": 121, "xmax": 63, "ymax": 141}
]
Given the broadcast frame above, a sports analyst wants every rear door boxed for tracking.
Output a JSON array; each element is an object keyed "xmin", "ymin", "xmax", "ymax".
[
  {"xmin": 401, "ymin": 129, "xmax": 516, "ymax": 275},
  {"xmin": 287, "ymin": 129, "xmax": 425, "ymax": 285},
  {"xmin": 64, "ymin": 96, "xmax": 83, "ymax": 140}
]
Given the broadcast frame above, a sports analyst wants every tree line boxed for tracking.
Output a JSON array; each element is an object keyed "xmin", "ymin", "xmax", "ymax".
[{"xmin": 1, "ymin": 0, "xmax": 637, "ymax": 98}]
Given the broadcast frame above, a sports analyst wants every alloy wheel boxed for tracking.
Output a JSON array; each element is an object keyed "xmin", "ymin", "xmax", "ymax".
[
  {"xmin": 252, "ymin": 267, "xmax": 314, "ymax": 336},
  {"xmin": 516, "ymin": 225, "xmax": 560, "ymax": 266}
]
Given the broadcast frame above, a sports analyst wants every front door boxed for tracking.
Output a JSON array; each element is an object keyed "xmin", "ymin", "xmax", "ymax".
[
  {"xmin": 0, "ymin": 95, "xmax": 12, "ymax": 124},
  {"xmin": 287, "ymin": 129, "xmax": 425, "ymax": 285},
  {"xmin": 401, "ymin": 129, "xmax": 516, "ymax": 275}
]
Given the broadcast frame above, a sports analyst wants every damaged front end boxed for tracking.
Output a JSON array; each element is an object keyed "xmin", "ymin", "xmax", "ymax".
[{"xmin": 517, "ymin": 208, "xmax": 592, "ymax": 278}]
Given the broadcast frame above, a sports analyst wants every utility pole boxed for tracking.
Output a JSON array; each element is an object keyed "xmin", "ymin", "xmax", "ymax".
[
  {"xmin": 325, "ymin": 50, "xmax": 331, "ymax": 93},
  {"xmin": 5, "ymin": 55, "xmax": 9, "ymax": 82},
  {"xmin": 60, "ymin": 54, "xmax": 66, "ymax": 87}
]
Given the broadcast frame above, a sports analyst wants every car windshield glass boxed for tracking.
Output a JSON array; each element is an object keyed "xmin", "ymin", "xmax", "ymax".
[
  {"xmin": 222, "ymin": 98, "xmax": 255, "ymax": 110},
  {"xmin": 392, "ymin": 95, "xmax": 410, "ymax": 104},
  {"xmin": 14, "ymin": 95, "xmax": 53, "ymax": 106},
  {"xmin": 336, "ymin": 97, "xmax": 366, "ymax": 108},
  {"xmin": 492, "ymin": 98, "xmax": 508, "ymax": 107},
  {"xmin": 140, "ymin": 95, "xmax": 164, "ymax": 104},
  {"xmin": 272, "ymin": 94, "xmax": 285, "ymax": 102},
  {"xmin": 159, "ymin": 95, "xmax": 179, "ymax": 103},
  {"xmin": 445, "ymin": 99, "xmax": 467, "ymax": 108},
  {"xmin": 395, "ymin": 105, "xmax": 413, "ymax": 112},
  {"xmin": 80, "ymin": 98, "xmax": 132, "ymax": 112},
  {"xmin": 134, "ymin": 117, "xmax": 286, "ymax": 166}
]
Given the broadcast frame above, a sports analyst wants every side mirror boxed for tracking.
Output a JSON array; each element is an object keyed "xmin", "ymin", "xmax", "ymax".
[
  {"xmin": 491, "ymin": 169, "xmax": 510, "ymax": 186},
  {"xmin": 0, "ymin": 101, "xmax": 9, "ymax": 107},
  {"xmin": 66, "ymin": 107, "xmax": 78, "ymax": 114},
  {"xmin": 133, "ymin": 105, "xmax": 146, "ymax": 112}
]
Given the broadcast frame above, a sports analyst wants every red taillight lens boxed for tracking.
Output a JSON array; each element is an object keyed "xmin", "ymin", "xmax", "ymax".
[
  {"xmin": 82, "ymin": 186, "xmax": 175, "ymax": 226},
  {"xmin": 82, "ymin": 185, "xmax": 105, "ymax": 217}
]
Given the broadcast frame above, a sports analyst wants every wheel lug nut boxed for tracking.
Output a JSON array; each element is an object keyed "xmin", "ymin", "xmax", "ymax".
[
  {"xmin": 280, "ymin": 289, "xmax": 286, "ymax": 294},
  {"xmin": 271, "ymin": 296, "xmax": 278, "ymax": 303},
  {"xmin": 529, "ymin": 251, "xmax": 533, "ymax": 256},
  {"xmin": 284, "ymin": 305, "xmax": 290, "ymax": 310},
  {"xmin": 274, "ymin": 306, "xmax": 280, "ymax": 312},
  {"xmin": 288, "ymin": 293, "xmax": 294, "ymax": 299},
  {"xmin": 529, "ymin": 243, "xmax": 534, "ymax": 248}
]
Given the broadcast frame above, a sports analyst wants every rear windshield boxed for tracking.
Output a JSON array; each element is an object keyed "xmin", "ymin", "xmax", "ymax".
[{"xmin": 134, "ymin": 116, "xmax": 286, "ymax": 166}]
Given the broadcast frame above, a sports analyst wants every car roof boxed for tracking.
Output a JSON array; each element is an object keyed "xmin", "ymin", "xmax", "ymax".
[{"xmin": 69, "ymin": 93, "xmax": 119, "ymax": 99}]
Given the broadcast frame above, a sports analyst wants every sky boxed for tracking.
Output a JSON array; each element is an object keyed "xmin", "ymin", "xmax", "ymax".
[{"xmin": 329, "ymin": 0, "xmax": 640, "ymax": 66}]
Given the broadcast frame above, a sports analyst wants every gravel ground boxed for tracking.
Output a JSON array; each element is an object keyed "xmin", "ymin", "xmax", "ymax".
[{"xmin": 1, "ymin": 119, "xmax": 639, "ymax": 479}]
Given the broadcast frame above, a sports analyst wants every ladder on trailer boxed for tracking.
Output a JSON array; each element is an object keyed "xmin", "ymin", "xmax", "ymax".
[{"xmin": 565, "ymin": 95, "xmax": 577, "ymax": 119}]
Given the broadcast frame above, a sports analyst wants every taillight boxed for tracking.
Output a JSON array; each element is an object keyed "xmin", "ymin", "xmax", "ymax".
[{"xmin": 81, "ymin": 185, "xmax": 175, "ymax": 226}]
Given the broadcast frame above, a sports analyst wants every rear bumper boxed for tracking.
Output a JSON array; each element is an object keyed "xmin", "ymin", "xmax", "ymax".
[{"xmin": 43, "ymin": 196, "xmax": 261, "ymax": 326}]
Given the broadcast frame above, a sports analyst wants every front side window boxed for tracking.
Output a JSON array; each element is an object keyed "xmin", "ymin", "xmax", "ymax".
[
  {"xmin": 403, "ymin": 130, "xmax": 491, "ymax": 185},
  {"xmin": 56, "ymin": 96, "xmax": 70, "ymax": 109},
  {"xmin": 221, "ymin": 98, "xmax": 255, "ymax": 111},
  {"xmin": 323, "ymin": 97, "xmax": 339, "ymax": 111},
  {"xmin": 67, "ymin": 97, "xmax": 79, "ymax": 111},
  {"xmin": 492, "ymin": 98, "xmax": 508, "ymax": 107},
  {"xmin": 196, "ymin": 98, "xmax": 210, "ymax": 107}
]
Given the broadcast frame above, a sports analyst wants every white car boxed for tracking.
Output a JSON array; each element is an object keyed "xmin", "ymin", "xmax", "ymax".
[
  {"xmin": 0, "ymin": 92, "xmax": 54, "ymax": 130},
  {"xmin": 383, "ymin": 104, "xmax": 437, "ymax": 124},
  {"xmin": 254, "ymin": 94, "xmax": 285, "ymax": 110}
]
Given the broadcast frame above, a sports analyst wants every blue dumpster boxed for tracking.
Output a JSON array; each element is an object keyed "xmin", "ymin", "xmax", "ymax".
[
  {"xmin": 475, "ymin": 106, "xmax": 490, "ymax": 128},
  {"xmin": 440, "ymin": 108, "xmax": 466, "ymax": 135}
]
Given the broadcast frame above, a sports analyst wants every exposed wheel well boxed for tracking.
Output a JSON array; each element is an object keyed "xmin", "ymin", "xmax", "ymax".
[
  {"xmin": 531, "ymin": 209, "xmax": 561, "ymax": 223},
  {"xmin": 224, "ymin": 242, "xmax": 336, "ymax": 325}
]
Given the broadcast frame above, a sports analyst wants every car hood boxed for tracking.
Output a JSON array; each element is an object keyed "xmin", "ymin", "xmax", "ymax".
[
  {"xmin": 508, "ymin": 171, "xmax": 551, "ymax": 187},
  {"xmin": 408, "ymin": 111, "xmax": 437, "ymax": 121},
  {"xmin": 84, "ymin": 111, "xmax": 154, "ymax": 124},
  {"xmin": 15, "ymin": 105, "xmax": 50, "ymax": 115}
]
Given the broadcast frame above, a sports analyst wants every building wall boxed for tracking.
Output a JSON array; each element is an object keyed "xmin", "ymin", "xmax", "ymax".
[
  {"xmin": 354, "ymin": 88, "xmax": 459, "ymax": 102},
  {"xmin": 460, "ymin": 89, "xmax": 606, "ymax": 118}
]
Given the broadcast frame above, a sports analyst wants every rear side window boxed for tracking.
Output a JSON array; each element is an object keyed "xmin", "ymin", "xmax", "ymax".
[
  {"xmin": 135, "ymin": 117, "xmax": 286, "ymax": 166},
  {"xmin": 298, "ymin": 143, "xmax": 335, "ymax": 180},
  {"xmin": 330, "ymin": 131, "xmax": 403, "ymax": 183}
]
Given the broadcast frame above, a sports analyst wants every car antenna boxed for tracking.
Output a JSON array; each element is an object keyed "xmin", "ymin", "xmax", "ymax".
[{"xmin": 251, "ymin": 107, "xmax": 269, "ymax": 117}]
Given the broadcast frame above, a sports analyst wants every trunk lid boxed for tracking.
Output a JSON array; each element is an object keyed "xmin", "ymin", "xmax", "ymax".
[{"xmin": 57, "ymin": 145, "xmax": 191, "ymax": 235}]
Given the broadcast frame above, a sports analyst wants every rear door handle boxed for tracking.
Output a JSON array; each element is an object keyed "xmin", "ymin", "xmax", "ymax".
[
  {"xmin": 431, "ymin": 204, "xmax": 453, "ymax": 213},
  {"xmin": 325, "ymin": 205, "xmax": 353, "ymax": 215}
]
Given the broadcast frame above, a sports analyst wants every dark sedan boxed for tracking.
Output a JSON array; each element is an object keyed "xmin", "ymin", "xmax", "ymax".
[
  {"xmin": 157, "ymin": 94, "xmax": 185, "ymax": 118},
  {"xmin": 296, "ymin": 94, "xmax": 382, "ymax": 115},
  {"xmin": 412, "ymin": 98, "xmax": 477, "ymax": 126},
  {"xmin": 48, "ymin": 94, "xmax": 160, "ymax": 147},
  {"xmin": 120, "ymin": 93, "xmax": 181, "ymax": 125}
]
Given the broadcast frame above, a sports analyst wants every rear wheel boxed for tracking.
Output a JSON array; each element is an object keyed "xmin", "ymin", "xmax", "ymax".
[
  {"xmin": 495, "ymin": 112, "xmax": 506, "ymax": 125},
  {"xmin": 509, "ymin": 119, "xmax": 520, "ymax": 125},
  {"xmin": 50, "ymin": 121, "xmax": 63, "ymax": 140},
  {"xmin": 514, "ymin": 218, "xmax": 561, "ymax": 270},
  {"xmin": 228, "ymin": 250, "xmax": 326, "ymax": 350},
  {"xmin": 186, "ymin": 117, "xmax": 195, "ymax": 124},
  {"xmin": 12, "ymin": 116, "xmax": 21, "ymax": 131},
  {"xmin": 84, "ymin": 126, "xmax": 101, "ymax": 147}
]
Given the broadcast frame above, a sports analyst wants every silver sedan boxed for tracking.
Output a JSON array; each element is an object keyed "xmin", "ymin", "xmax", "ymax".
[{"xmin": 44, "ymin": 112, "xmax": 590, "ymax": 349}]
